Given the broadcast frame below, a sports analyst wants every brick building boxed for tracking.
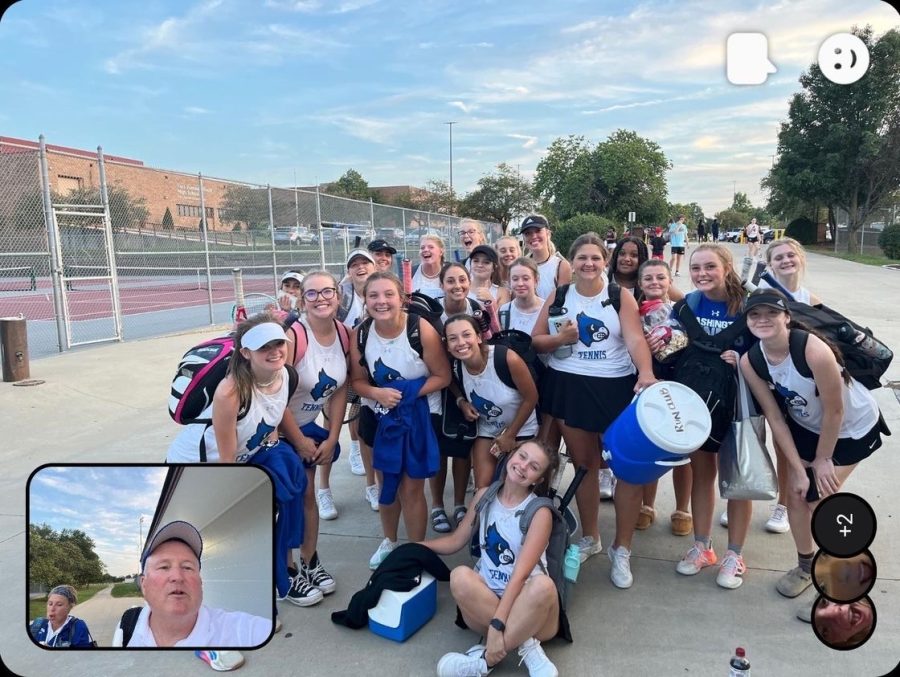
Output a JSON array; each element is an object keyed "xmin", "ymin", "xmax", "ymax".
[{"xmin": 0, "ymin": 135, "xmax": 242, "ymax": 231}]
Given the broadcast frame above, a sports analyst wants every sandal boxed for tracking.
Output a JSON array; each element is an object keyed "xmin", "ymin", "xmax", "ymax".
[
  {"xmin": 431, "ymin": 508, "xmax": 451, "ymax": 533},
  {"xmin": 635, "ymin": 505, "xmax": 656, "ymax": 530},
  {"xmin": 670, "ymin": 510, "xmax": 693, "ymax": 537},
  {"xmin": 453, "ymin": 505, "xmax": 468, "ymax": 525}
]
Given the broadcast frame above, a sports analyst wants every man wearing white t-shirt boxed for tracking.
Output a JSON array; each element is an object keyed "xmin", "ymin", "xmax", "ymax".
[{"xmin": 116, "ymin": 521, "xmax": 271, "ymax": 668}]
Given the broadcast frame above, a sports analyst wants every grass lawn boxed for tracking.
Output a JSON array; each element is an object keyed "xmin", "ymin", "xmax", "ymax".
[
  {"xmin": 110, "ymin": 581, "xmax": 143, "ymax": 598},
  {"xmin": 808, "ymin": 245, "xmax": 892, "ymax": 267},
  {"xmin": 28, "ymin": 582, "xmax": 108, "ymax": 623}
]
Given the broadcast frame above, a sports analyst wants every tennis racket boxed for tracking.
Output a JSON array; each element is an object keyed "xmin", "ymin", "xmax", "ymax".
[
  {"xmin": 232, "ymin": 268, "xmax": 247, "ymax": 323},
  {"xmin": 401, "ymin": 258, "xmax": 412, "ymax": 294}
]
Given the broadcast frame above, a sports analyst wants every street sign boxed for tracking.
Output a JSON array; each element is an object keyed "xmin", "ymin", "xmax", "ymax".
[{"xmin": 628, "ymin": 211, "xmax": 636, "ymax": 223}]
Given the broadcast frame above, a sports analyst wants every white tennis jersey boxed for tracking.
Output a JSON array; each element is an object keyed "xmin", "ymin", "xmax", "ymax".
[
  {"xmin": 460, "ymin": 345, "xmax": 538, "ymax": 438},
  {"xmin": 288, "ymin": 320, "xmax": 348, "ymax": 426}
]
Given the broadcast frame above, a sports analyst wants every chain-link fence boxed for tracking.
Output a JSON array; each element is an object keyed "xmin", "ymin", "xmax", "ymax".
[{"xmin": 0, "ymin": 136, "xmax": 498, "ymax": 359}]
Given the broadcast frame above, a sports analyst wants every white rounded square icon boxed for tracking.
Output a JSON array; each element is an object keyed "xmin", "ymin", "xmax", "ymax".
[{"xmin": 727, "ymin": 33, "xmax": 777, "ymax": 85}]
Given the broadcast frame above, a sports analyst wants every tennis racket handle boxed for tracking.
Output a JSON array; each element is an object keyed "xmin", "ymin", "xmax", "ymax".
[
  {"xmin": 559, "ymin": 466, "xmax": 588, "ymax": 510},
  {"xmin": 401, "ymin": 258, "xmax": 413, "ymax": 293}
]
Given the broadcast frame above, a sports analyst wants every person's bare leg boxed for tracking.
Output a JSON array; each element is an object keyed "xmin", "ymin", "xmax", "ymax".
[
  {"xmin": 376, "ymin": 470, "xmax": 401, "ymax": 541},
  {"xmin": 398, "ymin": 476, "xmax": 427, "ymax": 541},
  {"xmin": 558, "ymin": 422, "xmax": 601, "ymax": 542},
  {"xmin": 613, "ymin": 480, "xmax": 644, "ymax": 550},
  {"xmin": 300, "ymin": 466, "xmax": 318, "ymax": 562},
  {"xmin": 429, "ymin": 456, "xmax": 448, "ymax": 511},
  {"xmin": 471, "ymin": 438, "xmax": 498, "ymax": 490},
  {"xmin": 452, "ymin": 455, "xmax": 472, "ymax": 509}
]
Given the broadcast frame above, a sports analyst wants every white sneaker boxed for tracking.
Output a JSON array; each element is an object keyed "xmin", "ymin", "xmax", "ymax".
[
  {"xmin": 348, "ymin": 447, "xmax": 365, "ymax": 476},
  {"xmin": 598, "ymin": 469, "xmax": 616, "ymax": 500},
  {"xmin": 195, "ymin": 650, "xmax": 245, "ymax": 672},
  {"xmin": 716, "ymin": 550, "xmax": 747, "ymax": 590},
  {"xmin": 368, "ymin": 537, "xmax": 398, "ymax": 570},
  {"xmin": 574, "ymin": 535, "xmax": 602, "ymax": 563},
  {"xmin": 719, "ymin": 509, "xmax": 729, "ymax": 527},
  {"xmin": 317, "ymin": 488, "xmax": 338, "ymax": 520},
  {"xmin": 365, "ymin": 484, "xmax": 380, "ymax": 511},
  {"xmin": 517, "ymin": 637, "xmax": 558, "ymax": 677},
  {"xmin": 765, "ymin": 503, "xmax": 790, "ymax": 533},
  {"xmin": 608, "ymin": 545, "xmax": 633, "ymax": 589},
  {"xmin": 437, "ymin": 644, "xmax": 491, "ymax": 677}
]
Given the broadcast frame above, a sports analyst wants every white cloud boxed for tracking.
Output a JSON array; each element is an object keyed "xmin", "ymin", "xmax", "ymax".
[
  {"xmin": 184, "ymin": 106, "xmax": 210, "ymax": 115},
  {"xmin": 448, "ymin": 100, "xmax": 476, "ymax": 114},
  {"xmin": 508, "ymin": 133, "xmax": 538, "ymax": 149}
]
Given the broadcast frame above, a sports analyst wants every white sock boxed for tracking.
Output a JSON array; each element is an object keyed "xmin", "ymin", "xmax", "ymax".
[{"xmin": 350, "ymin": 440, "xmax": 360, "ymax": 455}]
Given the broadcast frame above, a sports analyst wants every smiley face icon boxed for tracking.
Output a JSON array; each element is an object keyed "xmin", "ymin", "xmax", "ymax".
[{"xmin": 818, "ymin": 33, "xmax": 870, "ymax": 85}]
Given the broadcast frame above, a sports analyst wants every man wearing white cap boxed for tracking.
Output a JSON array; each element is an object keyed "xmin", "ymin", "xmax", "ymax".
[{"xmin": 115, "ymin": 520, "xmax": 271, "ymax": 659}]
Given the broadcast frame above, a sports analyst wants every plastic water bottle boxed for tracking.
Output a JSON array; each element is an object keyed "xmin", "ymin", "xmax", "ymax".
[
  {"xmin": 728, "ymin": 647, "xmax": 750, "ymax": 676},
  {"xmin": 563, "ymin": 544, "xmax": 581, "ymax": 583},
  {"xmin": 853, "ymin": 330, "xmax": 892, "ymax": 361}
]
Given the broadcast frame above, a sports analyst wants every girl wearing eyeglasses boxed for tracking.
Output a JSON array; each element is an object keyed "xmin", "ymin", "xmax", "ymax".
[{"xmin": 276, "ymin": 271, "xmax": 352, "ymax": 607}]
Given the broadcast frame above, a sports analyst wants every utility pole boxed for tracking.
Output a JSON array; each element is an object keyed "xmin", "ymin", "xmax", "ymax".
[{"xmin": 445, "ymin": 122, "xmax": 456, "ymax": 214}]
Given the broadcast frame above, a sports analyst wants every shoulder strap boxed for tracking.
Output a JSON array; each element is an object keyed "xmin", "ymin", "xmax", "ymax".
[
  {"xmin": 493, "ymin": 344, "xmax": 515, "ymax": 389},
  {"xmin": 451, "ymin": 357, "xmax": 465, "ymax": 390},
  {"xmin": 406, "ymin": 312, "xmax": 424, "ymax": 359},
  {"xmin": 602, "ymin": 281, "xmax": 622, "ymax": 313},
  {"xmin": 747, "ymin": 342, "xmax": 772, "ymax": 385},
  {"xmin": 120, "ymin": 606, "xmax": 142, "ymax": 647},
  {"xmin": 467, "ymin": 297, "xmax": 482, "ymax": 313},
  {"xmin": 675, "ymin": 294, "xmax": 746, "ymax": 348},
  {"xmin": 499, "ymin": 306, "xmax": 511, "ymax": 330},
  {"xmin": 333, "ymin": 320, "xmax": 351, "ymax": 357},
  {"xmin": 471, "ymin": 481, "xmax": 503, "ymax": 542},
  {"xmin": 518, "ymin": 497, "xmax": 556, "ymax": 545},
  {"xmin": 551, "ymin": 284, "xmax": 570, "ymax": 312},
  {"xmin": 286, "ymin": 364, "xmax": 299, "ymax": 400},
  {"xmin": 356, "ymin": 317, "xmax": 377, "ymax": 386},
  {"xmin": 788, "ymin": 328, "xmax": 812, "ymax": 379}
]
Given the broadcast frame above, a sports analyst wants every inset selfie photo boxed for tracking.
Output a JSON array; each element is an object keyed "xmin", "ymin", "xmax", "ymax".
[
  {"xmin": 27, "ymin": 464, "xmax": 274, "ymax": 650},
  {"xmin": 811, "ymin": 595, "xmax": 877, "ymax": 651},
  {"xmin": 813, "ymin": 550, "xmax": 877, "ymax": 603}
]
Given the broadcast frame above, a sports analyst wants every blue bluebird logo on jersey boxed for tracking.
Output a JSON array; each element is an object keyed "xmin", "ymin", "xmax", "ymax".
[
  {"xmin": 775, "ymin": 383, "xmax": 808, "ymax": 412},
  {"xmin": 470, "ymin": 390, "xmax": 502, "ymax": 419},
  {"xmin": 577, "ymin": 312, "xmax": 609, "ymax": 346},
  {"xmin": 311, "ymin": 368, "xmax": 338, "ymax": 400},
  {"xmin": 246, "ymin": 420, "xmax": 276, "ymax": 452},
  {"xmin": 373, "ymin": 358, "xmax": 402, "ymax": 385},
  {"xmin": 484, "ymin": 523, "xmax": 515, "ymax": 566}
]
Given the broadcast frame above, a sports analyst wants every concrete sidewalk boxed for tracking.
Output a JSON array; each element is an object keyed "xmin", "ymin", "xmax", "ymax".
[
  {"xmin": 70, "ymin": 586, "xmax": 142, "ymax": 648},
  {"xmin": 1, "ymin": 244, "xmax": 898, "ymax": 676}
]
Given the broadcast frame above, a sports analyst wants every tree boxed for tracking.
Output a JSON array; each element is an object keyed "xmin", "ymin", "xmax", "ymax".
[
  {"xmin": 668, "ymin": 202, "xmax": 705, "ymax": 226},
  {"xmin": 326, "ymin": 169, "xmax": 371, "ymax": 201},
  {"xmin": 762, "ymin": 27, "xmax": 900, "ymax": 253},
  {"xmin": 715, "ymin": 208, "xmax": 752, "ymax": 231},
  {"xmin": 28, "ymin": 524, "xmax": 105, "ymax": 589},
  {"xmin": 219, "ymin": 185, "xmax": 270, "ymax": 230},
  {"xmin": 458, "ymin": 163, "xmax": 537, "ymax": 232},
  {"xmin": 161, "ymin": 207, "xmax": 174, "ymax": 230},
  {"xmin": 533, "ymin": 131, "xmax": 671, "ymax": 225},
  {"xmin": 554, "ymin": 213, "xmax": 619, "ymax": 259},
  {"xmin": 731, "ymin": 192, "xmax": 754, "ymax": 214},
  {"xmin": 57, "ymin": 184, "xmax": 149, "ymax": 232}
]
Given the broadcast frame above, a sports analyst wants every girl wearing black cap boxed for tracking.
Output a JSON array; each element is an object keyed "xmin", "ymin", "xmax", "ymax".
[
  {"xmin": 740, "ymin": 288, "xmax": 887, "ymax": 614},
  {"xmin": 469, "ymin": 244, "xmax": 510, "ymax": 307},
  {"xmin": 521, "ymin": 214, "xmax": 572, "ymax": 302}
]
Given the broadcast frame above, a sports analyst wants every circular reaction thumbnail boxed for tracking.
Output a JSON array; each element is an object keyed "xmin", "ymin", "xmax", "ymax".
[
  {"xmin": 813, "ymin": 550, "xmax": 876, "ymax": 603},
  {"xmin": 811, "ymin": 595, "xmax": 877, "ymax": 651},
  {"xmin": 818, "ymin": 33, "xmax": 870, "ymax": 85},
  {"xmin": 812, "ymin": 493, "xmax": 876, "ymax": 558}
]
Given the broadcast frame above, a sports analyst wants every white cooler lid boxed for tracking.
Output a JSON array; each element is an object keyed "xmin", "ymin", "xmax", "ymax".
[
  {"xmin": 367, "ymin": 572, "xmax": 435, "ymax": 627},
  {"xmin": 634, "ymin": 381, "xmax": 711, "ymax": 455}
]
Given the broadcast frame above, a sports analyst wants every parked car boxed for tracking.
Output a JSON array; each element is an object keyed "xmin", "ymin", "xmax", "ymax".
[
  {"xmin": 273, "ymin": 226, "xmax": 315, "ymax": 245},
  {"xmin": 404, "ymin": 228, "xmax": 442, "ymax": 247},
  {"xmin": 761, "ymin": 227, "xmax": 776, "ymax": 243},
  {"xmin": 719, "ymin": 229, "xmax": 743, "ymax": 242}
]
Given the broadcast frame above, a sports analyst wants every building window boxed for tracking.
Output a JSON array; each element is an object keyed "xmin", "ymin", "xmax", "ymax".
[
  {"xmin": 176, "ymin": 204, "xmax": 203, "ymax": 218},
  {"xmin": 58, "ymin": 175, "xmax": 83, "ymax": 194}
]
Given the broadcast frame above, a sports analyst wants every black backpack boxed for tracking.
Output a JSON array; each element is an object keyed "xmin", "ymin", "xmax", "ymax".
[
  {"xmin": 492, "ymin": 306, "xmax": 542, "ymax": 383},
  {"xmin": 549, "ymin": 281, "xmax": 622, "ymax": 316},
  {"xmin": 118, "ymin": 606, "xmax": 143, "ymax": 647},
  {"xmin": 672, "ymin": 293, "xmax": 749, "ymax": 448}
]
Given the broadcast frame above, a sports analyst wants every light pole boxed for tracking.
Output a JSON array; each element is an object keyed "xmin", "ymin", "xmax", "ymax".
[
  {"xmin": 445, "ymin": 121, "xmax": 456, "ymax": 213},
  {"xmin": 732, "ymin": 180, "xmax": 736, "ymax": 205}
]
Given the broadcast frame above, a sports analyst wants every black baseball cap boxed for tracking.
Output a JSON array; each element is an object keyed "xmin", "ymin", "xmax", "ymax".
[
  {"xmin": 744, "ymin": 289, "xmax": 790, "ymax": 313},
  {"xmin": 368, "ymin": 239, "xmax": 397, "ymax": 255},
  {"xmin": 520, "ymin": 214, "xmax": 549, "ymax": 232},
  {"xmin": 469, "ymin": 244, "xmax": 498, "ymax": 264}
]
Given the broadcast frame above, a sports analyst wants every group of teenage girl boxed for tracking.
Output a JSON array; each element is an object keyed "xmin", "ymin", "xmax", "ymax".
[{"xmin": 162, "ymin": 215, "xmax": 886, "ymax": 674}]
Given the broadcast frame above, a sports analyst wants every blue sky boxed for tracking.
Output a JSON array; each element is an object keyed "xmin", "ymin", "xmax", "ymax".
[
  {"xmin": 1, "ymin": 0, "xmax": 897, "ymax": 215},
  {"xmin": 29, "ymin": 466, "xmax": 167, "ymax": 577}
]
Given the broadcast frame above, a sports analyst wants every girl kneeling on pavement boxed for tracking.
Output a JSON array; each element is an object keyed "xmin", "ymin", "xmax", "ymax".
[
  {"xmin": 739, "ymin": 288, "xmax": 889, "ymax": 618},
  {"xmin": 426, "ymin": 440, "xmax": 564, "ymax": 677}
]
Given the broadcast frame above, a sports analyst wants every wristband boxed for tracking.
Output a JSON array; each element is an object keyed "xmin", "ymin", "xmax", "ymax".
[{"xmin": 489, "ymin": 618, "xmax": 506, "ymax": 632}]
